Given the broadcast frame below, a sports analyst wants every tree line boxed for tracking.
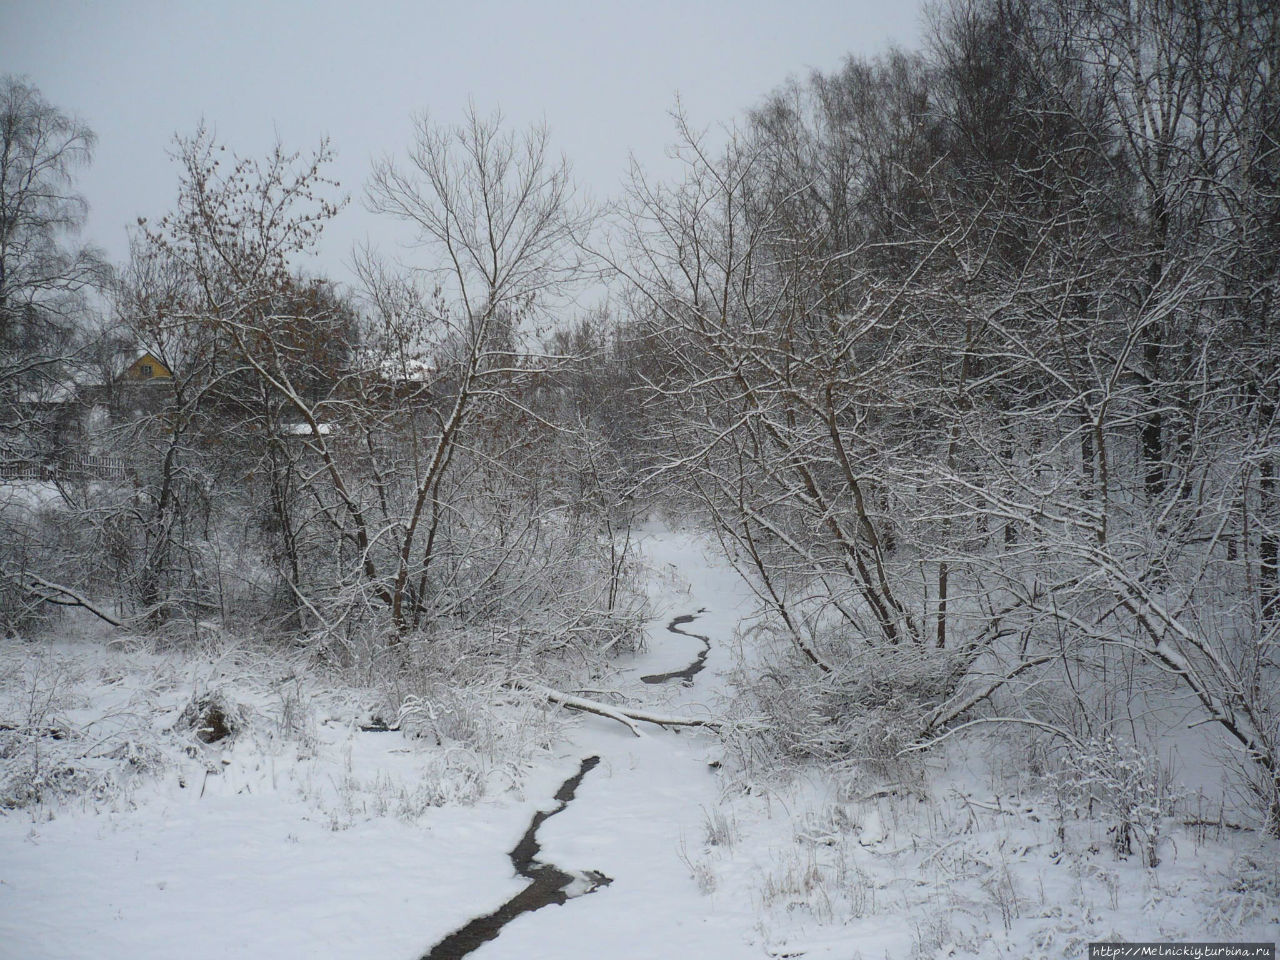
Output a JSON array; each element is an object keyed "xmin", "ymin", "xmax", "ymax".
[{"xmin": 609, "ymin": 0, "xmax": 1279, "ymax": 831}]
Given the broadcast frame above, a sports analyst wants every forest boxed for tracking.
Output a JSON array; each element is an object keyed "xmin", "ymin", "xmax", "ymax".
[{"xmin": 2, "ymin": 0, "xmax": 1278, "ymax": 956}]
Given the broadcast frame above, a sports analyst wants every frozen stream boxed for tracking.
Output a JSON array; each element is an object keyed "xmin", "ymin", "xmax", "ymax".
[
  {"xmin": 419, "ymin": 529, "xmax": 757, "ymax": 957},
  {"xmin": 422, "ymin": 591, "xmax": 723, "ymax": 958},
  {"xmin": 421, "ymin": 756, "xmax": 610, "ymax": 960},
  {"xmin": 415, "ymin": 527, "xmax": 764, "ymax": 960},
  {"xmin": 640, "ymin": 612, "xmax": 711, "ymax": 685}
]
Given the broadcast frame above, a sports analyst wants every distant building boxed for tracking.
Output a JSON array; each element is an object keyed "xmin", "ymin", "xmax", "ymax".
[{"xmin": 119, "ymin": 353, "xmax": 173, "ymax": 382}]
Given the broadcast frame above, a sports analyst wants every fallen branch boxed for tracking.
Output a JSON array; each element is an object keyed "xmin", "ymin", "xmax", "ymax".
[
  {"xmin": 13, "ymin": 571, "xmax": 125, "ymax": 628},
  {"xmin": 901, "ymin": 715, "xmax": 1084, "ymax": 755},
  {"xmin": 510, "ymin": 680, "xmax": 723, "ymax": 737}
]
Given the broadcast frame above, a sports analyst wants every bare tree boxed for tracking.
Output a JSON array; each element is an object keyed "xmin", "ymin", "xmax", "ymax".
[
  {"xmin": 94, "ymin": 128, "xmax": 348, "ymax": 630},
  {"xmin": 0, "ymin": 77, "xmax": 106, "ymax": 465},
  {"xmin": 323, "ymin": 106, "xmax": 595, "ymax": 637},
  {"xmin": 0, "ymin": 78, "xmax": 107, "ymax": 634},
  {"xmin": 143, "ymin": 110, "xmax": 623, "ymax": 658}
]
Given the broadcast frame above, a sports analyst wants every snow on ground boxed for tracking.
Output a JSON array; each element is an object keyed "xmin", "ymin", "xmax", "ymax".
[
  {"xmin": 1, "ymin": 525, "xmax": 1277, "ymax": 959},
  {"xmin": 0, "ymin": 631, "xmax": 539, "ymax": 960},
  {"xmin": 0, "ymin": 480, "xmax": 65, "ymax": 513},
  {"xmin": 687, "ymin": 738, "xmax": 1280, "ymax": 959},
  {"xmin": 627, "ymin": 538, "xmax": 1280, "ymax": 958}
]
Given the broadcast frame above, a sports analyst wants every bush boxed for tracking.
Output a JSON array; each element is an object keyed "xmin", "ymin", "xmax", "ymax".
[
  {"xmin": 723, "ymin": 632, "xmax": 961, "ymax": 780},
  {"xmin": 1052, "ymin": 735, "xmax": 1179, "ymax": 867}
]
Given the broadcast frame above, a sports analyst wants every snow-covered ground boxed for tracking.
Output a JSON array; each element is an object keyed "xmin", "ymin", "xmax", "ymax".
[
  {"xmin": 0, "ymin": 527, "xmax": 757, "ymax": 960},
  {"xmin": 0, "ymin": 635, "xmax": 540, "ymax": 959},
  {"xmin": 1, "ymin": 527, "xmax": 1277, "ymax": 959}
]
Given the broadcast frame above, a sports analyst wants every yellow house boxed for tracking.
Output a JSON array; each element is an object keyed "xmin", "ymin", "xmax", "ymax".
[{"xmin": 120, "ymin": 352, "xmax": 173, "ymax": 382}]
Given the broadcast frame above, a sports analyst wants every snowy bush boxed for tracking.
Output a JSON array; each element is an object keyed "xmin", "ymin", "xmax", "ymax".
[
  {"xmin": 1208, "ymin": 848, "xmax": 1280, "ymax": 931},
  {"xmin": 175, "ymin": 690, "xmax": 247, "ymax": 744},
  {"xmin": 723, "ymin": 631, "xmax": 960, "ymax": 780},
  {"xmin": 1051, "ymin": 736, "xmax": 1179, "ymax": 867},
  {"xmin": 369, "ymin": 628, "xmax": 568, "ymax": 784},
  {"xmin": 0, "ymin": 646, "xmax": 181, "ymax": 811},
  {"xmin": 0, "ymin": 653, "xmax": 82, "ymax": 809}
]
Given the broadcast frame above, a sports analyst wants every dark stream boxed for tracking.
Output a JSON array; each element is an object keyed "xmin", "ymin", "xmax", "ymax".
[
  {"xmin": 421, "ymin": 755, "xmax": 611, "ymax": 960},
  {"xmin": 421, "ymin": 608, "xmax": 712, "ymax": 958},
  {"xmin": 641, "ymin": 611, "xmax": 712, "ymax": 685}
]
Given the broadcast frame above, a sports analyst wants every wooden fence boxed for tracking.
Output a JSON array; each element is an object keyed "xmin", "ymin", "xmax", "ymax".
[{"xmin": 0, "ymin": 454, "xmax": 128, "ymax": 482}]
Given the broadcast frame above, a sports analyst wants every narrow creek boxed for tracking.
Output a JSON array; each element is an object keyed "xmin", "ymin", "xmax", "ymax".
[
  {"xmin": 420, "ymin": 607, "xmax": 714, "ymax": 958},
  {"xmin": 641, "ymin": 610, "xmax": 711, "ymax": 685},
  {"xmin": 421, "ymin": 755, "xmax": 611, "ymax": 960}
]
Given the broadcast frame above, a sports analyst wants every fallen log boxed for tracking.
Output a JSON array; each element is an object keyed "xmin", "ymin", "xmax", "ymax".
[{"xmin": 509, "ymin": 680, "xmax": 723, "ymax": 737}]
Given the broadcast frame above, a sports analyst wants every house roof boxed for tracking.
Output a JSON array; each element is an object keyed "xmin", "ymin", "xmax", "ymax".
[{"xmin": 120, "ymin": 352, "xmax": 173, "ymax": 380}]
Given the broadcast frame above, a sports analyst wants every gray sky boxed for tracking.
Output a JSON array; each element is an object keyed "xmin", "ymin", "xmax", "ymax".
[{"xmin": 2, "ymin": 0, "xmax": 923, "ymax": 286}]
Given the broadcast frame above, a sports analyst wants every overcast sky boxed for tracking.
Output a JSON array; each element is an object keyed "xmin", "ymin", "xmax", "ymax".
[{"xmin": 2, "ymin": 0, "xmax": 924, "ymax": 287}]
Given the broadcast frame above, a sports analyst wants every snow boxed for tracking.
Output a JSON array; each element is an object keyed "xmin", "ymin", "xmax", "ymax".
[
  {"xmin": 3, "ymin": 793, "xmax": 518, "ymax": 959},
  {"xmin": 0, "ymin": 645, "xmax": 531, "ymax": 959},
  {"xmin": 1, "ymin": 526, "xmax": 1276, "ymax": 959},
  {"xmin": 476, "ymin": 529, "xmax": 763, "ymax": 959},
  {"xmin": 0, "ymin": 480, "xmax": 65, "ymax": 512},
  {"xmin": 282, "ymin": 422, "xmax": 334, "ymax": 437}
]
